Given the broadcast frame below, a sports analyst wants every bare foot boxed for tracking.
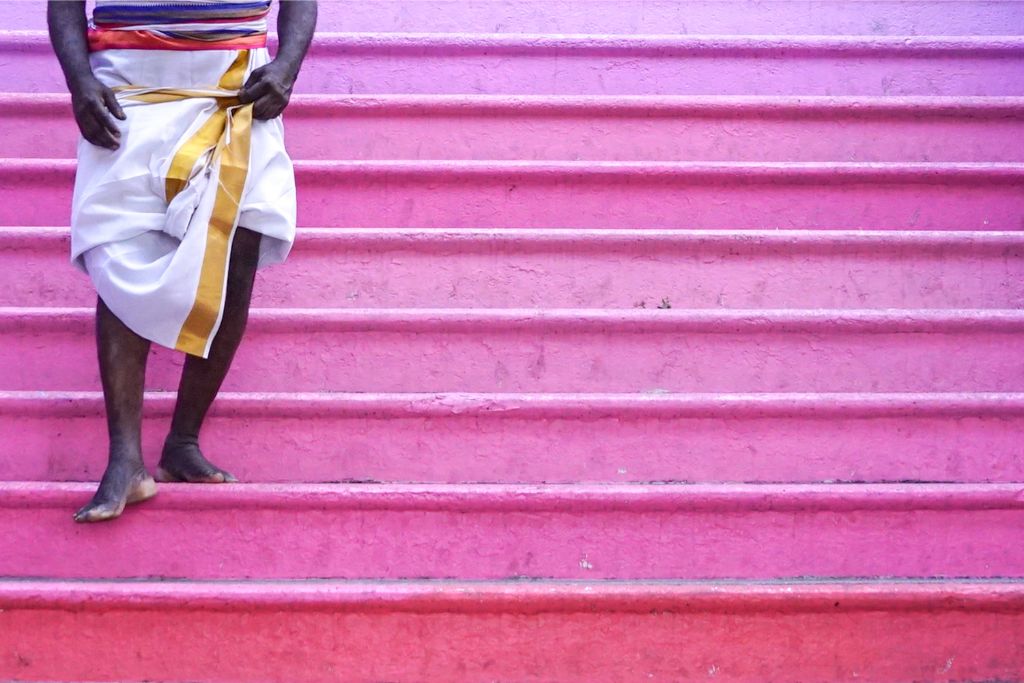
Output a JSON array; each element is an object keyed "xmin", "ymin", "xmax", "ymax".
[
  {"xmin": 74, "ymin": 459, "xmax": 157, "ymax": 523},
  {"xmin": 156, "ymin": 434, "xmax": 238, "ymax": 483}
]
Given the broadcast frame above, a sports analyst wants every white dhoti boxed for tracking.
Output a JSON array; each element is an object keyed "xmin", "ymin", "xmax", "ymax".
[{"xmin": 71, "ymin": 47, "xmax": 296, "ymax": 358}]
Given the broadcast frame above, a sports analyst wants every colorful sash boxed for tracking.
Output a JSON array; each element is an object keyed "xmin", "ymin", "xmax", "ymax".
[{"xmin": 89, "ymin": 0, "xmax": 271, "ymax": 51}]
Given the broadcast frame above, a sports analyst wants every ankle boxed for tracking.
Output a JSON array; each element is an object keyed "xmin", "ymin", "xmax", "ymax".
[
  {"xmin": 104, "ymin": 454, "xmax": 146, "ymax": 474},
  {"xmin": 165, "ymin": 431, "xmax": 200, "ymax": 447},
  {"xmin": 107, "ymin": 438, "xmax": 143, "ymax": 464}
]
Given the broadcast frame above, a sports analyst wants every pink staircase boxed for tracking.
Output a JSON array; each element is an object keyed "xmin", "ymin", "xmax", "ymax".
[{"xmin": 2, "ymin": 0, "xmax": 1024, "ymax": 680}]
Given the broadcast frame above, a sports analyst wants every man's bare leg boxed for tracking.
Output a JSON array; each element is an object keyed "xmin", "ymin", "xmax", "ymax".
[
  {"xmin": 74, "ymin": 298, "xmax": 158, "ymax": 522},
  {"xmin": 157, "ymin": 226, "xmax": 261, "ymax": 483}
]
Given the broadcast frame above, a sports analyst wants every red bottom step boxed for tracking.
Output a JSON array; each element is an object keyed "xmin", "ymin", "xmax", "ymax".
[{"xmin": 1, "ymin": 579, "xmax": 1021, "ymax": 682}]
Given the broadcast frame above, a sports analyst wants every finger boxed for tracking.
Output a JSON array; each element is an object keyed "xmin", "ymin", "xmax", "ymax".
[
  {"xmin": 84, "ymin": 111, "xmax": 120, "ymax": 149},
  {"xmin": 252, "ymin": 95, "xmax": 284, "ymax": 120},
  {"xmin": 102, "ymin": 87, "xmax": 126, "ymax": 120},
  {"xmin": 88, "ymin": 99, "xmax": 122, "ymax": 139},
  {"xmin": 238, "ymin": 78, "xmax": 270, "ymax": 105},
  {"xmin": 82, "ymin": 125, "xmax": 119, "ymax": 150},
  {"xmin": 239, "ymin": 67, "xmax": 267, "ymax": 102},
  {"xmin": 252, "ymin": 95, "xmax": 273, "ymax": 119},
  {"xmin": 241, "ymin": 65, "xmax": 265, "ymax": 87}
]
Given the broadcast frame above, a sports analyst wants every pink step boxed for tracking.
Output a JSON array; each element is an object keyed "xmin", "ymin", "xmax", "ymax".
[
  {"xmin": 3, "ymin": 481, "xmax": 1023, "ymax": 579},
  {"xmin": 8, "ymin": 0, "xmax": 1024, "ymax": 35},
  {"xmin": 4, "ymin": 228, "xmax": 1024, "ymax": 310},
  {"xmin": 5, "ymin": 31, "xmax": 1024, "ymax": 95},
  {"xmin": 289, "ymin": 0, "xmax": 1024, "ymax": 36},
  {"xmin": 3, "ymin": 391, "xmax": 1023, "ymax": 484},
  {"xmin": 3, "ymin": 307, "xmax": 1024, "ymax": 393},
  {"xmin": 4, "ymin": 159, "xmax": 1024, "ymax": 230},
  {"xmin": 6, "ymin": 94, "xmax": 1024, "ymax": 162},
  {"xmin": 2, "ymin": 579, "xmax": 1020, "ymax": 683}
]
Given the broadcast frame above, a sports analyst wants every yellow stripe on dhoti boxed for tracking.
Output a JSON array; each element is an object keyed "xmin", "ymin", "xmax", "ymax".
[{"xmin": 71, "ymin": 48, "xmax": 296, "ymax": 358}]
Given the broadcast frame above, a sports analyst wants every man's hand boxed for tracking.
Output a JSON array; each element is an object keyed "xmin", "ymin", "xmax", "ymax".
[
  {"xmin": 238, "ymin": 61, "xmax": 296, "ymax": 120},
  {"xmin": 239, "ymin": 0, "xmax": 317, "ymax": 120},
  {"xmin": 49, "ymin": 1, "xmax": 127, "ymax": 149},
  {"xmin": 71, "ymin": 76, "xmax": 126, "ymax": 150},
  {"xmin": 237, "ymin": 0, "xmax": 313, "ymax": 120}
]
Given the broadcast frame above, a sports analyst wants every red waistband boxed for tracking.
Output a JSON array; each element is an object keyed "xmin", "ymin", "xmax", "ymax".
[{"xmin": 88, "ymin": 28, "xmax": 268, "ymax": 52}]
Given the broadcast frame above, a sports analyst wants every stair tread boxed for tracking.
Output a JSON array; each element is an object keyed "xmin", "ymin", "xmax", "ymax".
[
  {"xmin": 9, "ymin": 157, "xmax": 1024, "ymax": 182},
  {"xmin": 2, "ymin": 576, "xmax": 1022, "ymax": 612},
  {"xmin": 3, "ymin": 577, "xmax": 1018, "ymax": 681},
  {"xmin": 7, "ymin": 226, "xmax": 1024, "ymax": 238},
  {"xmin": 5, "ymin": 480, "xmax": 1024, "ymax": 510},
  {"xmin": 4, "ymin": 389, "xmax": 1023, "ymax": 412},
  {"xmin": 7, "ymin": 160, "xmax": 1020, "ymax": 230},
  {"xmin": 11, "ymin": 157, "xmax": 1024, "ymax": 169},
  {"xmin": 6, "ymin": 388, "xmax": 1024, "ymax": 399},
  {"xmin": 12, "ymin": 29, "xmax": 1024, "ymax": 97},
  {"xmin": 8, "ymin": 92, "xmax": 1024, "ymax": 108},
  {"xmin": 7, "ymin": 28, "xmax": 1024, "ymax": 46},
  {"xmin": 4, "ymin": 481, "xmax": 1022, "ymax": 581},
  {"xmin": 9, "ymin": 95, "xmax": 1024, "ymax": 163},
  {"xmin": 7, "ymin": 305, "xmax": 1024, "ymax": 317},
  {"xmin": 9, "ymin": 0, "xmax": 1024, "ymax": 36}
]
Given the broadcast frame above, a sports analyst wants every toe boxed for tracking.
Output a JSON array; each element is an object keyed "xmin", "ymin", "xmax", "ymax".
[{"xmin": 74, "ymin": 503, "xmax": 123, "ymax": 523}]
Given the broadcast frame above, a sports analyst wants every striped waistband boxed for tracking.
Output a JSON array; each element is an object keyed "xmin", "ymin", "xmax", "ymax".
[{"xmin": 89, "ymin": 1, "xmax": 271, "ymax": 51}]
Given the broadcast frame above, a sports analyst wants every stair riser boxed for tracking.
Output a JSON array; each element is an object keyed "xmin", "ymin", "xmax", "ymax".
[
  {"xmin": 4, "ymin": 231, "xmax": 1024, "ymax": 309},
  {"xmin": 6, "ymin": 36, "xmax": 1024, "ymax": 95},
  {"xmin": 8, "ymin": 0, "xmax": 1024, "ymax": 35},
  {"xmin": 5, "ymin": 162, "xmax": 1024, "ymax": 230},
  {"xmin": 297, "ymin": 0, "xmax": 1024, "ymax": 36},
  {"xmin": 3, "ymin": 586, "xmax": 1020, "ymax": 683},
  {"xmin": 4, "ymin": 487, "xmax": 1024, "ymax": 579},
  {"xmin": 4, "ymin": 320, "xmax": 1023, "ymax": 392},
  {"xmin": 8, "ymin": 102, "xmax": 1024, "ymax": 162},
  {"xmin": 5, "ymin": 400, "xmax": 1023, "ymax": 483}
]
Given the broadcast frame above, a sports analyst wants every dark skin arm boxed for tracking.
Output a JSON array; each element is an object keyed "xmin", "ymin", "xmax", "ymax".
[
  {"xmin": 47, "ymin": 0, "xmax": 125, "ymax": 150},
  {"xmin": 46, "ymin": 0, "xmax": 317, "ymax": 151},
  {"xmin": 240, "ymin": 0, "xmax": 318, "ymax": 120}
]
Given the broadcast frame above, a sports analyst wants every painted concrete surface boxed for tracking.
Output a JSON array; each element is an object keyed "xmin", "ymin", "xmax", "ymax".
[
  {"xmin": 2, "ymin": 579, "xmax": 1023, "ymax": 682},
  {"xmin": 4, "ymin": 0, "xmax": 1024, "ymax": 678},
  {"xmin": 6, "ymin": 31, "xmax": 1024, "ymax": 95},
  {"xmin": 212, "ymin": 95, "xmax": 1024, "ymax": 161},
  {"xmin": 3, "ymin": 307, "xmax": 1024, "ymax": 392},
  {"xmin": 8, "ymin": 0, "xmax": 1024, "ymax": 34},
  {"xmin": 6, "ymin": 93, "xmax": 1024, "ymax": 161},
  {"xmin": 3, "ymin": 481, "xmax": 1024, "ymax": 579},
  {"xmin": 4, "ymin": 391, "xmax": 1024, "ymax": 484},
  {"xmin": 4, "ymin": 228, "xmax": 1024, "ymax": 309},
  {"xmin": 5, "ymin": 159, "xmax": 1024, "ymax": 229}
]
